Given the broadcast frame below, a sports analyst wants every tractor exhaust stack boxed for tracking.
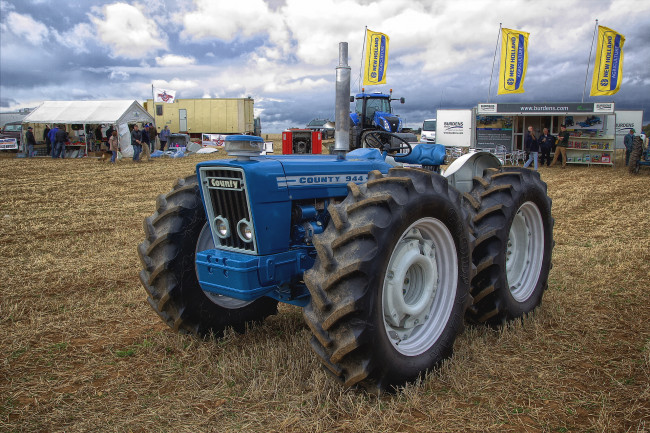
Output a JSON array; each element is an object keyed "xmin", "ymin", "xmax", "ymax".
[{"xmin": 333, "ymin": 42, "xmax": 351, "ymax": 158}]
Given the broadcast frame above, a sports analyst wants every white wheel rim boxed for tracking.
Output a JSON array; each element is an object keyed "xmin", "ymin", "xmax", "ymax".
[
  {"xmin": 382, "ymin": 218, "xmax": 458, "ymax": 356},
  {"xmin": 506, "ymin": 201, "xmax": 545, "ymax": 302},
  {"xmin": 196, "ymin": 223, "xmax": 253, "ymax": 308}
]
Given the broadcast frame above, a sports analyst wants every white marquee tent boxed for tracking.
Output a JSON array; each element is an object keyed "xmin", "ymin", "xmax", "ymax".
[{"xmin": 22, "ymin": 100, "xmax": 153, "ymax": 157}]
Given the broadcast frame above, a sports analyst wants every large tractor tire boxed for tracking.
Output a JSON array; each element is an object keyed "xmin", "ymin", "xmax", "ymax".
[
  {"xmin": 138, "ymin": 174, "xmax": 278, "ymax": 337},
  {"xmin": 628, "ymin": 137, "xmax": 643, "ymax": 174},
  {"xmin": 463, "ymin": 168, "xmax": 553, "ymax": 326},
  {"xmin": 303, "ymin": 168, "xmax": 472, "ymax": 392}
]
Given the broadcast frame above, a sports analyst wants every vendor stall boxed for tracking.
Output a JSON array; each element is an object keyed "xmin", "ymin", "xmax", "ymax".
[
  {"xmin": 21, "ymin": 100, "xmax": 154, "ymax": 157},
  {"xmin": 476, "ymin": 102, "xmax": 620, "ymax": 166}
]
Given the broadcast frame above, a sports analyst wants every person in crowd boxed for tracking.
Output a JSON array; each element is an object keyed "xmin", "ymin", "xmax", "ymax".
[
  {"xmin": 538, "ymin": 127, "xmax": 555, "ymax": 167},
  {"xmin": 53, "ymin": 125, "xmax": 69, "ymax": 159},
  {"xmin": 523, "ymin": 125, "xmax": 535, "ymax": 162},
  {"xmin": 43, "ymin": 124, "xmax": 51, "ymax": 155},
  {"xmin": 25, "ymin": 126, "xmax": 36, "ymax": 158},
  {"xmin": 106, "ymin": 125, "xmax": 114, "ymax": 149},
  {"xmin": 109, "ymin": 130, "xmax": 119, "ymax": 163},
  {"xmin": 148, "ymin": 124, "xmax": 158, "ymax": 152},
  {"xmin": 624, "ymin": 129, "xmax": 635, "ymax": 166},
  {"xmin": 141, "ymin": 124, "xmax": 151, "ymax": 154},
  {"xmin": 48, "ymin": 124, "xmax": 59, "ymax": 157},
  {"xmin": 523, "ymin": 126, "xmax": 539, "ymax": 170},
  {"xmin": 159, "ymin": 125, "xmax": 170, "ymax": 150},
  {"xmin": 550, "ymin": 124, "xmax": 569, "ymax": 168},
  {"xmin": 131, "ymin": 124, "xmax": 143, "ymax": 162},
  {"xmin": 95, "ymin": 125, "xmax": 103, "ymax": 149}
]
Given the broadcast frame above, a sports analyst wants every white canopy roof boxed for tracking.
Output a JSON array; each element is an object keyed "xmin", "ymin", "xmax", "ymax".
[{"xmin": 22, "ymin": 100, "xmax": 153, "ymax": 125}]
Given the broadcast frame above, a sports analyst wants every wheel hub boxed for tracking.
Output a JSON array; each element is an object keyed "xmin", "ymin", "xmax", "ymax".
[
  {"xmin": 384, "ymin": 230, "xmax": 438, "ymax": 334},
  {"xmin": 506, "ymin": 201, "xmax": 544, "ymax": 302},
  {"xmin": 382, "ymin": 219, "xmax": 457, "ymax": 356}
]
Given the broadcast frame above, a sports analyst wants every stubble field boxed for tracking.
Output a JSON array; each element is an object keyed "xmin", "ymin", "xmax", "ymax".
[{"xmin": 1, "ymin": 145, "xmax": 648, "ymax": 432}]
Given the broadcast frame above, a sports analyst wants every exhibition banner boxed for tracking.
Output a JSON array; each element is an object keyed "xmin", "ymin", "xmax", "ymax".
[
  {"xmin": 363, "ymin": 29, "xmax": 389, "ymax": 86},
  {"xmin": 590, "ymin": 26, "xmax": 625, "ymax": 96},
  {"xmin": 497, "ymin": 28, "xmax": 529, "ymax": 95},
  {"xmin": 477, "ymin": 102, "xmax": 615, "ymax": 114},
  {"xmin": 154, "ymin": 88, "xmax": 177, "ymax": 103}
]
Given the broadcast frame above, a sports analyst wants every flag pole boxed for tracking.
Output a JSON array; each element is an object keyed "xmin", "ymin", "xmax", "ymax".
[
  {"xmin": 359, "ymin": 26, "xmax": 367, "ymax": 92},
  {"xmin": 487, "ymin": 23, "xmax": 502, "ymax": 103},
  {"xmin": 582, "ymin": 19, "xmax": 598, "ymax": 103},
  {"xmin": 151, "ymin": 84, "xmax": 156, "ymax": 128}
]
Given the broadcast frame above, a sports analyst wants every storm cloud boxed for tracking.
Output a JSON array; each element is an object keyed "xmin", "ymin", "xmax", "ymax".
[{"xmin": 1, "ymin": 0, "xmax": 648, "ymax": 132}]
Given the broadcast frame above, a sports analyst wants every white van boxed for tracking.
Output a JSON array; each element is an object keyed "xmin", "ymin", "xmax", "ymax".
[{"xmin": 421, "ymin": 119, "xmax": 436, "ymax": 142}]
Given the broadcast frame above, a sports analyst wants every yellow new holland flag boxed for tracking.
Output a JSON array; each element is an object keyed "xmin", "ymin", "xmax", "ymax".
[
  {"xmin": 363, "ymin": 29, "xmax": 389, "ymax": 86},
  {"xmin": 498, "ymin": 28, "xmax": 529, "ymax": 95},
  {"xmin": 590, "ymin": 26, "xmax": 625, "ymax": 96}
]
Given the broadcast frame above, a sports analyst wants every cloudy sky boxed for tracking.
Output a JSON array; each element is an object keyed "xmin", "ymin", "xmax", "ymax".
[{"xmin": 1, "ymin": 0, "xmax": 649, "ymax": 132}]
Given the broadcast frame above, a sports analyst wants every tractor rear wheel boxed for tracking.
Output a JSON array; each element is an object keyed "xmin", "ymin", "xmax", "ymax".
[
  {"xmin": 628, "ymin": 139, "xmax": 643, "ymax": 174},
  {"xmin": 138, "ymin": 174, "xmax": 278, "ymax": 336},
  {"xmin": 463, "ymin": 168, "xmax": 553, "ymax": 325},
  {"xmin": 303, "ymin": 168, "xmax": 471, "ymax": 392}
]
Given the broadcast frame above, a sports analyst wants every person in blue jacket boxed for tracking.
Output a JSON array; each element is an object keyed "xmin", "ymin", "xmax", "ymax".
[
  {"xmin": 624, "ymin": 129, "xmax": 635, "ymax": 166},
  {"xmin": 48, "ymin": 125, "xmax": 59, "ymax": 158},
  {"xmin": 538, "ymin": 128, "xmax": 555, "ymax": 167}
]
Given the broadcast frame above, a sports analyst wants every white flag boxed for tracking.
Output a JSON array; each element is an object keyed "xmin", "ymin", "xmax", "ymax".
[{"xmin": 154, "ymin": 88, "xmax": 176, "ymax": 103}]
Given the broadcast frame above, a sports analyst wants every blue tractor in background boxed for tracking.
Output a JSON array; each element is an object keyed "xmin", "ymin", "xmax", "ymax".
[
  {"xmin": 138, "ymin": 43, "xmax": 554, "ymax": 392},
  {"xmin": 349, "ymin": 89, "xmax": 417, "ymax": 151}
]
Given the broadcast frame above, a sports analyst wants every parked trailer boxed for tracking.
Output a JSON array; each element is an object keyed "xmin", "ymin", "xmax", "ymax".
[{"xmin": 145, "ymin": 98, "xmax": 256, "ymax": 137}]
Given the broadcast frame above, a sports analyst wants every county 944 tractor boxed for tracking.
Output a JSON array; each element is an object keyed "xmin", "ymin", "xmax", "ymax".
[{"xmin": 138, "ymin": 43, "xmax": 554, "ymax": 393}]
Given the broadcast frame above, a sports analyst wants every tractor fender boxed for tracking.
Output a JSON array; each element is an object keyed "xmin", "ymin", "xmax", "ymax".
[{"xmin": 443, "ymin": 151, "xmax": 501, "ymax": 193}]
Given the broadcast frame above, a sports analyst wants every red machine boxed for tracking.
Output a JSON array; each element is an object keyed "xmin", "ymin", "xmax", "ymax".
[{"xmin": 282, "ymin": 129, "xmax": 322, "ymax": 154}]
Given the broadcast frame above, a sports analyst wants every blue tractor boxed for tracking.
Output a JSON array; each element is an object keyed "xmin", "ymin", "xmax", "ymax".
[
  {"xmin": 349, "ymin": 89, "xmax": 417, "ymax": 151},
  {"xmin": 138, "ymin": 43, "xmax": 554, "ymax": 392}
]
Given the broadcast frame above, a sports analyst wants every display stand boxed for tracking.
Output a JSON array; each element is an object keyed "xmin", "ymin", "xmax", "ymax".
[{"xmin": 565, "ymin": 133, "xmax": 615, "ymax": 166}]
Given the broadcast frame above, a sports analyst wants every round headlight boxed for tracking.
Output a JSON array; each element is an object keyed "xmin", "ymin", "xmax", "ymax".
[
  {"xmin": 214, "ymin": 216, "xmax": 230, "ymax": 239},
  {"xmin": 237, "ymin": 219, "xmax": 254, "ymax": 243}
]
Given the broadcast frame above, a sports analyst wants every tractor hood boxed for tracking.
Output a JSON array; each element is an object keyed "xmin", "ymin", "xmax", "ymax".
[
  {"xmin": 196, "ymin": 150, "xmax": 390, "ymax": 255},
  {"xmin": 374, "ymin": 111, "xmax": 402, "ymax": 132}
]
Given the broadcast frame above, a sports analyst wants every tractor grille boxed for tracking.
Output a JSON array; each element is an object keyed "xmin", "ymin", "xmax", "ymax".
[
  {"xmin": 386, "ymin": 118, "xmax": 400, "ymax": 132},
  {"xmin": 200, "ymin": 167, "xmax": 256, "ymax": 253}
]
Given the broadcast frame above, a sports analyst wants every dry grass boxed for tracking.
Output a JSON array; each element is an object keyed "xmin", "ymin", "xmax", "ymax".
[{"xmin": 1, "ymin": 148, "xmax": 648, "ymax": 432}]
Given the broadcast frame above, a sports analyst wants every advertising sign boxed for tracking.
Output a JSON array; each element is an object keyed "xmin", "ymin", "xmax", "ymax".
[
  {"xmin": 363, "ymin": 29, "xmax": 389, "ymax": 86},
  {"xmin": 476, "ymin": 116, "xmax": 514, "ymax": 150},
  {"xmin": 435, "ymin": 110, "xmax": 474, "ymax": 148},
  {"xmin": 564, "ymin": 115, "xmax": 604, "ymax": 131},
  {"xmin": 202, "ymin": 133, "xmax": 226, "ymax": 147},
  {"xmin": 477, "ymin": 102, "xmax": 615, "ymax": 114},
  {"xmin": 614, "ymin": 110, "xmax": 643, "ymax": 149},
  {"xmin": 590, "ymin": 26, "xmax": 625, "ymax": 96},
  {"xmin": 497, "ymin": 28, "xmax": 529, "ymax": 95}
]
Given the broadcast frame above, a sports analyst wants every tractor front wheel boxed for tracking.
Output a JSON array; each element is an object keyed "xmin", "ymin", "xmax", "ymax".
[
  {"xmin": 303, "ymin": 168, "xmax": 471, "ymax": 392},
  {"xmin": 138, "ymin": 174, "xmax": 278, "ymax": 336}
]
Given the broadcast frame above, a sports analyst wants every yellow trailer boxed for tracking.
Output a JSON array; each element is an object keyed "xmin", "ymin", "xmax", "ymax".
[{"xmin": 145, "ymin": 98, "xmax": 255, "ymax": 135}]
